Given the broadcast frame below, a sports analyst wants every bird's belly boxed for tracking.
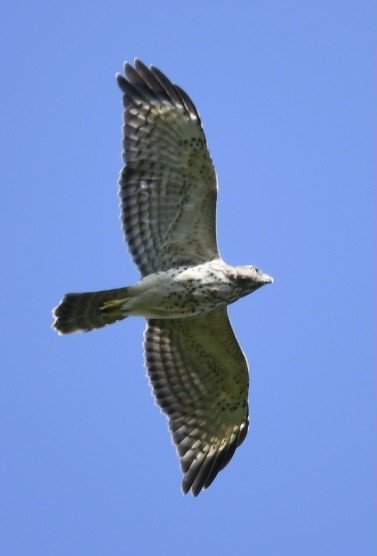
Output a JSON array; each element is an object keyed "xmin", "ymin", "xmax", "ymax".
[{"xmin": 123, "ymin": 275, "xmax": 235, "ymax": 319}]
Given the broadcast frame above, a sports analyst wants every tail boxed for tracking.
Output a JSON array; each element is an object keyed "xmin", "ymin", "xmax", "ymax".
[{"xmin": 52, "ymin": 287, "xmax": 130, "ymax": 334}]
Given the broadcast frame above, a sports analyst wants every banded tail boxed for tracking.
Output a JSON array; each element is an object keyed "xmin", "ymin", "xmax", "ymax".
[{"xmin": 53, "ymin": 287, "xmax": 130, "ymax": 334}]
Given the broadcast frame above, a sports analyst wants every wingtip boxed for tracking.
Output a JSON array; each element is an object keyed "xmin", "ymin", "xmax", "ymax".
[
  {"xmin": 116, "ymin": 72, "xmax": 125, "ymax": 85},
  {"xmin": 181, "ymin": 477, "xmax": 202, "ymax": 497},
  {"xmin": 121, "ymin": 58, "xmax": 144, "ymax": 74}
]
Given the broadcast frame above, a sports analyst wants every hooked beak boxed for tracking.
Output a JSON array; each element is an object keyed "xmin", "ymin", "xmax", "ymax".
[{"xmin": 260, "ymin": 272, "xmax": 274, "ymax": 284}]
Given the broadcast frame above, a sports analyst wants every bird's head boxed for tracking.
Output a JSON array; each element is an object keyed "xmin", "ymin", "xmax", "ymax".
[{"xmin": 234, "ymin": 265, "xmax": 274, "ymax": 296}]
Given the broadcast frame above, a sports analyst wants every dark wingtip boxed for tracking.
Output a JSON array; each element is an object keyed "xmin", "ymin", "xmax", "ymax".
[
  {"xmin": 179, "ymin": 418, "xmax": 249, "ymax": 496},
  {"xmin": 116, "ymin": 72, "xmax": 128, "ymax": 93}
]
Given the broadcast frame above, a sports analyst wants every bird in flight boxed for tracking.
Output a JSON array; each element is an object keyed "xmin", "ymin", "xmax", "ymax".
[{"xmin": 53, "ymin": 59, "xmax": 273, "ymax": 496}]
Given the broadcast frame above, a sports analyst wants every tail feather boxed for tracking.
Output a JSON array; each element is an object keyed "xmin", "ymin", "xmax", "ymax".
[{"xmin": 52, "ymin": 287, "xmax": 130, "ymax": 334}]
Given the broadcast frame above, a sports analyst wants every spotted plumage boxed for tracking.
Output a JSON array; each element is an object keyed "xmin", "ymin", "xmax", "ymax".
[{"xmin": 52, "ymin": 59, "xmax": 273, "ymax": 496}]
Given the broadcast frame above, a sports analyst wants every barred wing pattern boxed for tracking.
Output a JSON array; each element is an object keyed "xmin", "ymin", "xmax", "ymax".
[
  {"xmin": 144, "ymin": 308, "xmax": 249, "ymax": 496},
  {"xmin": 117, "ymin": 60, "xmax": 219, "ymax": 276},
  {"xmin": 52, "ymin": 60, "xmax": 267, "ymax": 496}
]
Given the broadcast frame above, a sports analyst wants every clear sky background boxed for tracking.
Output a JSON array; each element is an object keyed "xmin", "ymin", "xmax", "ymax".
[{"xmin": 0, "ymin": 1, "xmax": 375, "ymax": 555}]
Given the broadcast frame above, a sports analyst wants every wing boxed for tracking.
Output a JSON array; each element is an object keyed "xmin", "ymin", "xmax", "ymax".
[
  {"xmin": 117, "ymin": 59, "xmax": 219, "ymax": 276},
  {"xmin": 144, "ymin": 308, "xmax": 249, "ymax": 496}
]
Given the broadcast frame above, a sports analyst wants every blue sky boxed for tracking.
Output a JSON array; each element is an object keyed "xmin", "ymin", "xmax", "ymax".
[{"xmin": 0, "ymin": 1, "xmax": 375, "ymax": 554}]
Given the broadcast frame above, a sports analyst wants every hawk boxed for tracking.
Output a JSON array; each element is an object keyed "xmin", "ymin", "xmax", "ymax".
[{"xmin": 53, "ymin": 59, "xmax": 273, "ymax": 496}]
